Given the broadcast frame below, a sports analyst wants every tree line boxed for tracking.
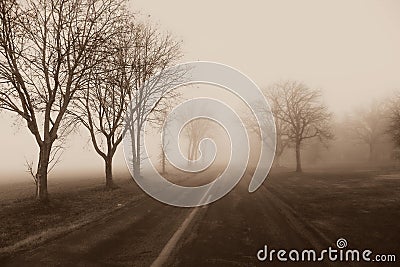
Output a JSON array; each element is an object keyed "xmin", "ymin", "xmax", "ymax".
[
  {"xmin": 1, "ymin": 0, "xmax": 399, "ymax": 203},
  {"xmin": 254, "ymin": 81, "xmax": 400, "ymax": 172},
  {"xmin": 0, "ymin": 0, "xmax": 181, "ymax": 202}
]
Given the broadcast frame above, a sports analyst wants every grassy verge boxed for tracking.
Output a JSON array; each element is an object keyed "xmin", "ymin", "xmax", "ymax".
[
  {"xmin": 268, "ymin": 169, "xmax": 400, "ymax": 252},
  {"xmin": 0, "ymin": 178, "xmax": 142, "ymax": 256}
]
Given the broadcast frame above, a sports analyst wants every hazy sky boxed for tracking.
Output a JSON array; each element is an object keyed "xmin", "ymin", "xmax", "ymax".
[
  {"xmin": 1, "ymin": 0, "xmax": 400, "ymax": 180},
  {"xmin": 132, "ymin": 0, "xmax": 400, "ymax": 115}
]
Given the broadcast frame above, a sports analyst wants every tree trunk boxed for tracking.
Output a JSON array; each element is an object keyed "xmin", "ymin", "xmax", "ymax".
[
  {"xmin": 369, "ymin": 143, "xmax": 375, "ymax": 162},
  {"xmin": 275, "ymin": 141, "xmax": 285, "ymax": 167},
  {"xmin": 135, "ymin": 123, "xmax": 142, "ymax": 178},
  {"xmin": 105, "ymin": 156, "xmax": 115, "ymax": 189},
  {"xmin": 190, "ymin": 142, "xmax": 195, "ymax": 161},
  {"xmin": 161, "ymin": 150, "xmax": 166, "ymax": 174},
  {"xmin": 36, "ymin": 144, "xmax": 51, "ymax": 202},
  {"xmin": 274, "ymin": 155, "xmax": 281, "ymax": 167},
  {"xmin": 133, "ymin": 159, "xmax": 141, "ymax": 179},
  {"xmin": 187, "ymin": 140, "xmax": 192, "ymax": 164},
  {"xmin": 161, "ymin": 130, "xmax": 166, "ymax": 174},
  {"xmin": 193, "ymin": 141, "xmax": 199, "ymax": 161},
  {"xmin": 295, "ymin": 141, "xmax": 302, "ymax": 173},
  {"xmin": 129, "ymin": 127, "xmax": 138, "ymax": 177}
]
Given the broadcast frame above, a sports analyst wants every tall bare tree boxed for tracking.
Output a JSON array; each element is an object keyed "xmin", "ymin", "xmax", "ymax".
[
  {"xmin": 0, "ymin": 0, "xmax": 126, "ymax": 201},
  {"xmin": 248, "ymin": 95, "xmax": 290, "ymax": 167},
  {"xmin": 125, "ymin": 22, "xmax": 182, "ymax": 178},
  {"xmin": 159, "ymin": 108, "xmax": 169, "ymax": 174},
  {"xmin": 156, "ymin": 98, "xmax": 180, "ymax": 174},
  {"xmin": 268, "ymin": 81, "xmax": 333, "ymax": 172},
  {"xmin": 71, "ymin": 17, "xmax": 135, "ymax": 189}
]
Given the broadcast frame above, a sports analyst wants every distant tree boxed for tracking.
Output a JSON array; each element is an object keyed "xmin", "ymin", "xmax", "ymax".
[
  {"xmin": 347, "ymin": 100, "xmax": 388, "ymax": 162},
  {"xmin": 156, "ymin": 97, "xmax": 181, "ymax": 174},
  {"xmin": 264, "ymin": 92, "xmax": 290, "ymax": 167},
  {"xmin": 0, "ymin": 0, "xmax": 126, "ymax": 201},
  {"xmin": 159, "ymin": 109, "xmax": 169, "ymax": 174},
  {"xmin": 183, "ymin": 118, "xmax": 212, "ymax": 164},
  {"xmin": 246, "ymin": 99, "xmax": 289, "ymax": 167},
  {"xmin": 268, "ymin": 81, "xmax": 333, "ymax": 172},
  {"xmin": 387, "ymin": 94, "xmax": 400, "ymax": 152}
]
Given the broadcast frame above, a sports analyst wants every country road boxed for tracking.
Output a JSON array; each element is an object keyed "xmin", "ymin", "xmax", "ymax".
[{"xmin": 2, "ymin": 169, "xmax": 399, "ymax": 267}]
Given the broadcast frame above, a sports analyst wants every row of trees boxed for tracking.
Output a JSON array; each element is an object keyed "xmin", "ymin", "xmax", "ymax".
[
  {"xmin": 0, "ymin": 0, "xmax": 181, "ymax": 202},
  {"xmin": 344, "ymin": 101, "xmax": 389, "ymax": 162},
  {"xmin": 255, "ymin": 80, "xmax": 400, "ymax": 172},
  {"xmin": 252, "ymin": 81, "xmax": 334, "ymax": 173},
  {"xmin": 388, "ymin": 95, "xmax": 400, "ymax": 151},
  {"xmin": 344, "ymin": 95, "xmax": 400, "ymax": 162},
  {"xmin": 2, "ymin": 0, "xmax": 399, "ymax": 201}
]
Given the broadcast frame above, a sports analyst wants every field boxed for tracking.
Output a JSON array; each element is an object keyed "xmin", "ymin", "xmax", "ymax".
[
  {"xmin": 267, "ymin": 169, "xmax": 400, "ymax": 252},
  {"xmin": 0, "ymin": 173, "xmax": 142, "ymax": 255},
  {"xmin": 0, "ymin": 167, "xmax": 399, "ymax": 266}
]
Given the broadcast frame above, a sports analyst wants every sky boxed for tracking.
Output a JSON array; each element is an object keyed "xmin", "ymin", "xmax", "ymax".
[
  {"xmin": 1, "ymin": 0, "xmax": 400, "ymax": 180},
  {"xmin": 131, "ymin": 0, "xmax": 400, "ymax": 115}
]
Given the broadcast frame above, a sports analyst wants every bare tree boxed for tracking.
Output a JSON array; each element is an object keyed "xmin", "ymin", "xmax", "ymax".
[
  {"xmin": 0, "ymin": 0, "xmax": 126, "ymax": 201},
  {"xmin": 156, "ymin": 98, "xmax": 180, "ymax": 174},
  {"xmin": 271, "ymin": 113, "xmax": 290, "ymax": 167},
  {"xmin": 388, "ymin": 94, "xmax": 400, "ymax": 151},
  {"xmin": 71, "ymin": 17, "xmax": 134, "ymax": 189},
  {"xmin": 268, "ymin": 81, "xmax": 333, "ymax": 172},
  {"xmin": 160, "ymin": 110, "xmax": 169, "ymax": 174},
  {"xmin": 248, "ymin": 95, "xmax": 291, "ymax": 167},
  {"xmin": 183, "ymin": 118, "xmax": 212, "ymax": 163},
  {"xmin": 347, "ymin": 100, "xmax": 388, "ymax": 162},
  {"xmin": 125, "ymin": 22, "xmax": 182, "ymax": 178}
]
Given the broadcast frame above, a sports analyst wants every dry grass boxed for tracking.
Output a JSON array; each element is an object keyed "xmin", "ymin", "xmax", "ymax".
[
  {"xmin": 268, "ymin": 169, "xmax": 400, "ymax": 252},
  {"xmin": 0, "ymin": 178, "xmax": 142, "ymax": 256}
]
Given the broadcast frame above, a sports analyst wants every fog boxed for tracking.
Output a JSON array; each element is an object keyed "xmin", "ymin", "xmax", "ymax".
[{"xmin": 1, "ymin": 0, "xmax": 400, "ymax": 182}]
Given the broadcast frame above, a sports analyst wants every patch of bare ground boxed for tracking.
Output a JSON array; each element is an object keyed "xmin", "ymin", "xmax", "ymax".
[
  {"xmin": 267, "ymin": 169, "xmax": 400, "ymax": 253},
  {"xmin": 0, "ymin": 178, "xmax": 142, "ymax": 258}
]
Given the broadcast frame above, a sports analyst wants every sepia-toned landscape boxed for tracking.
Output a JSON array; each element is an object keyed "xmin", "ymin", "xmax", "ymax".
[{"xmin": 0, "ymin": 0, "xmax": 399, "ymax": 266}]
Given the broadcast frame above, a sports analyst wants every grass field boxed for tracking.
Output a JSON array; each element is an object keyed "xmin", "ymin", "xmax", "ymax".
[
  {"xmin": 267, "ymin": 169, "xmax": 400, "ymax": 253},
  {"xmin": 0, "ymin": 174, "xmax": 143, "ymax": 256},
  {"xmin": 1, "ymin": 167, "xmax": 399, "ymax": 261}
]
